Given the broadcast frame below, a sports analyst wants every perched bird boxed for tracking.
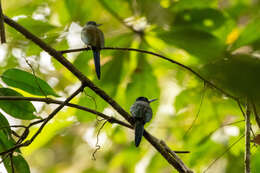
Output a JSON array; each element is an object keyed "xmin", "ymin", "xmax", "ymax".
[
  {"xmin": 81, "ymin": 21, "xmax": 105, "ymax": 79},
  {"xmin": 130, "ymin": 97, "xmax": 157, "ymax": 147}
]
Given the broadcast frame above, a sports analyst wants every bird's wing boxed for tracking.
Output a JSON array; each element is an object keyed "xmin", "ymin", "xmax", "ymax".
[
  {"xmin": 97, "ymin": 29, "xmax": 105, "ymax": 48},
  {"xmin": 144, "ymin": 106, "xmax": 153, "ymax": 123},
  {"xmin": 81, "ymin": 26, "xmax": 97, "ymax": 46},
  {"xmin": 130, "ymin": 103, "xmax": 145, "ymax": 119}
]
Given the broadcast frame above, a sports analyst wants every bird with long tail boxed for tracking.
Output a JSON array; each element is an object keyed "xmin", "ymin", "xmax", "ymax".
[
  {"xmin": 81, "ymin": 21, "xmax": 104, "ymax": 79},
  {"xmin": 130, "ymin": 97, "xmax": 157, "ymax": 147}
]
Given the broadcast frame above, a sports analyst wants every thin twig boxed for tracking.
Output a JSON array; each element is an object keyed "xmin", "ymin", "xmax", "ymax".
[
  {"xmin": 0, "ymin": 1, "xmax": 6, "ymax": 43},
  {"xmin": 23, "ymin": 56, "xmax": 47, "ymax": 98},
  {"xmin": 92, "ymin": 120, "xmax": 107, "ymax": 160},
  {"xmin": 184, "ymin": 83, "xmax": 206, "ymax": 137},
  {"xmin": 0, "ymin": 96, "xmax": 132, "ymax": 129},
  {"xmin": 10, "ymin": 153, "xmax": 15, "ymax": 173},
  {"xmin": 252, "ymin": 102, "xmax": 260, "ymax": 128},
  {"xmin": 204, "ymin": 134, "xmax": 245, "ymax": 173},
  {"xmin": 59, "ymin": 47, "xmax": 237, "ymax": 100},
  {"xmin": 1, "ymin": 86, "xmax": 84, "ymax": 156},
  {"xmin": 237, "ymin": 100, "xmax": 255, "ymax": 138},
  {"xmin": 245, "ymin": 101, "xmax": 251, "ymax": 173},
  {"xmin": 29, "ymin": 85, "xmax": 84, "ymax": 142},
  {"xmin": 160, "ymin": 140, "xmax": 190, "ymax": 154}
]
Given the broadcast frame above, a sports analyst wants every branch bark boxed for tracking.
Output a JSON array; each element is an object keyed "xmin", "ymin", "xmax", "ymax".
[
  {"xmin": 0, "ymin": 1, "xmax": 6, "ymax": 43},
  {"xmin": 0, "ymin": 96, "xmax": 132, "ymax": 129},
  {"xmin": 30, "ymin": 85, "xmax": 84, "ymax": 142},
  {"xmin": 59, "ymin": 47, "xmax": 237, "ymax": 100},
  {"xmin": 3, "ymin": 15, "xmax": 192, "ymax": 172},
  {"xmin": 245, "ymin": 101, "xmax": 251, "ymax": 173}
]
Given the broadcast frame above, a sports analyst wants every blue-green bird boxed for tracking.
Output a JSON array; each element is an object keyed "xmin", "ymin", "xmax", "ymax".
[
  {"xmin": 81, "ymin": 21, "xmax": 105, "ymax": 79},
  {"xmin": 130, "ymin": 97, "xmax": 157, "ymax": 147}
]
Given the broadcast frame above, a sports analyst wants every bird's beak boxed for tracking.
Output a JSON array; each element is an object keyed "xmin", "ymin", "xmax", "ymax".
[
  {"xmin": 149, "ymin": 99, "xmax": 157, "ymax": 103},
  {"xmin": 97, "ymin": 23, "xmax": 102, "ymax": 27}
]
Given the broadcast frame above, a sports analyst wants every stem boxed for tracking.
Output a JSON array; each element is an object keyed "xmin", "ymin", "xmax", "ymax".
[
  {"xmin": 245, "ymin": 101, "xmax": 251, "ymax": 173},
  {"xmin": 0, "ymin": 1, "xmax": 6, "ymax": 43}
]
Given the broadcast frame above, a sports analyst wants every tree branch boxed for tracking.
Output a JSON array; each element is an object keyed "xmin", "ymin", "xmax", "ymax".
[
  {"xmin": 0, "ymin": 96, "xmax": 132, "ymax": 129},
  {"xmin": 0, "ymin": 86, "xmax": 84, "ymax": 156},
  {"xmin": 29, "ymin": 85, "xmax": 85, "ymax": 142},
  {"xmin": 59, "ymin": 47, "xmax": 237, "ymax": 100},
  {"xmin": 0, "ymin": 1, "xmax": 6, "ymax": 43},
  {"xmin": 245, "ymin": 101, "xmax": 251, "ymax": 173},
  {"xmin": 3, "ymin": 15, "xmax": 192, "ymax": 172}
]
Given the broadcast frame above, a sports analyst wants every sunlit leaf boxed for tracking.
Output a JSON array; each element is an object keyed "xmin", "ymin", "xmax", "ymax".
[
  {"xmin": 17, "ymin": 17, "xmax": 56, "ymax": 36},
  {"xmin": 231, "ymin": 17, "xmax": 260, "ymax": 51},
  {"xmin": 0, "ymin": 88, "xmax": 37, "ymax": 120},
  {"xmin": 1, "ymin": 68, "xmax": 59, "ymax": 97}
]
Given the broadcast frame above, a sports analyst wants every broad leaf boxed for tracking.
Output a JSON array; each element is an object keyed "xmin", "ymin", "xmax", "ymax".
[
  {"xmin": 4, "ymin": 155, "xmax": 31, "ymax": 173},
  {"xmin": 231, "ymin": 17, "xmax": 260, "ymax": 51},
  {"xmin": 173, "ymin": 8, "xmax": 226, "ymax": 31},
  {"xmin": 0, "ymin": 88, "xmax": 37, "ymax": 120},
  {"xmin": 200, "ymin": 53, "xmax": 260, "ymax": 101},
  {"xmin": 158, "ymin": 28, "xmax": 226, "ymax": 62},
  {"xmin": 1, "ymin": 68, "xmax": 58, "ymax": 97},
  {"xmin": 0, "ymin": 112, "xmax": 12, "ymax": 136}
]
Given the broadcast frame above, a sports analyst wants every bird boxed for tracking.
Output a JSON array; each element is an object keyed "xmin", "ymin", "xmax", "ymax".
[
  {"xmin": 130, "ymin": 97, "xmax": 157, "ymax": 147},
  {"xmin": 81, "ymin": 21, "xmax": 105, "ymax": 79}
]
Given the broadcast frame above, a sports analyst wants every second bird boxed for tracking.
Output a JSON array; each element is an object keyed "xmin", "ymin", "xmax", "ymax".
[
  {"xmin": 81, "ymin": 21, "xmax": 105, "ymax": 79},
  {"xmin": 130, "ymin": 97, "xmax": 157, "ymax": 147}
]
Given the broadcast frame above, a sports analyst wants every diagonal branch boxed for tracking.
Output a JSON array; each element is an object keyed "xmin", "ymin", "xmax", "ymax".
[
  {"xmin": 0, "ymin": 1, "xmax": 6, "ymax": 43},
  {"xmin": 3, "ymin": 15, "xmax": 192, "ymax": 172}
]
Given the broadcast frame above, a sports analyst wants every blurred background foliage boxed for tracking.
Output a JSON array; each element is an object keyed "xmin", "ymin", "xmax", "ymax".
[{"xmin": 0, "ymin": 0, "xmax": 260, "ymax": 172}]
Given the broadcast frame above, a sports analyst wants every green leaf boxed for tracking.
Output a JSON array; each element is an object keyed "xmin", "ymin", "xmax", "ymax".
[
  {"xmin": 158, "ymin": 28, "xmax": 226, "ymax": 62},
  {"xmin": 99, "ymin": 0, "xmax": 132, "ymax": 19},
  {"xmin": 0, "ymin": 88, "xmax": 37, "ymax": 120},
  {"xmin": 231, "ymin": 17, "xmax": 260, "ymax": 51},
  {"xmin": 173, "ymin": 8, "xmax": 226, "ymax": 31},
  {"xmin": 1, "ymin": 68, "xmax": 58, "ymax": 97},
  {"xmin": 17, "ymin": 17, "xmax": 56, "ymax": 36},
  {"xmin": 200, "ymin": 54, "xmax": 260, "ymax": 101},
  {"xmin": 4, "ymin": 155, "xmax": 31, "ymax": 173},
  {"xmin": 170, "ymin": 0, "xmax": 218, "ymax": 11},
  {"xmin": 136, "ymin": 0, "xmax": 172, "ymax": 25},
  {"xmin": 0, "ymin": 112, "xmax": 12, "ymax": 136},
  {"xmin": 0, "ymin": 117, "xmax": 17, "ymax": 153}
]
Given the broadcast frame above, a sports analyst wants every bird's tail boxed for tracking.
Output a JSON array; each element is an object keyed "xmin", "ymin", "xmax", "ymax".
[
  {"xmin": 135, "ymin": 120, "xmax": 144, "ymax": 147},
  {"xmin": 92, "ymin": 50, "xmax": 101, "ymax": 79}
]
